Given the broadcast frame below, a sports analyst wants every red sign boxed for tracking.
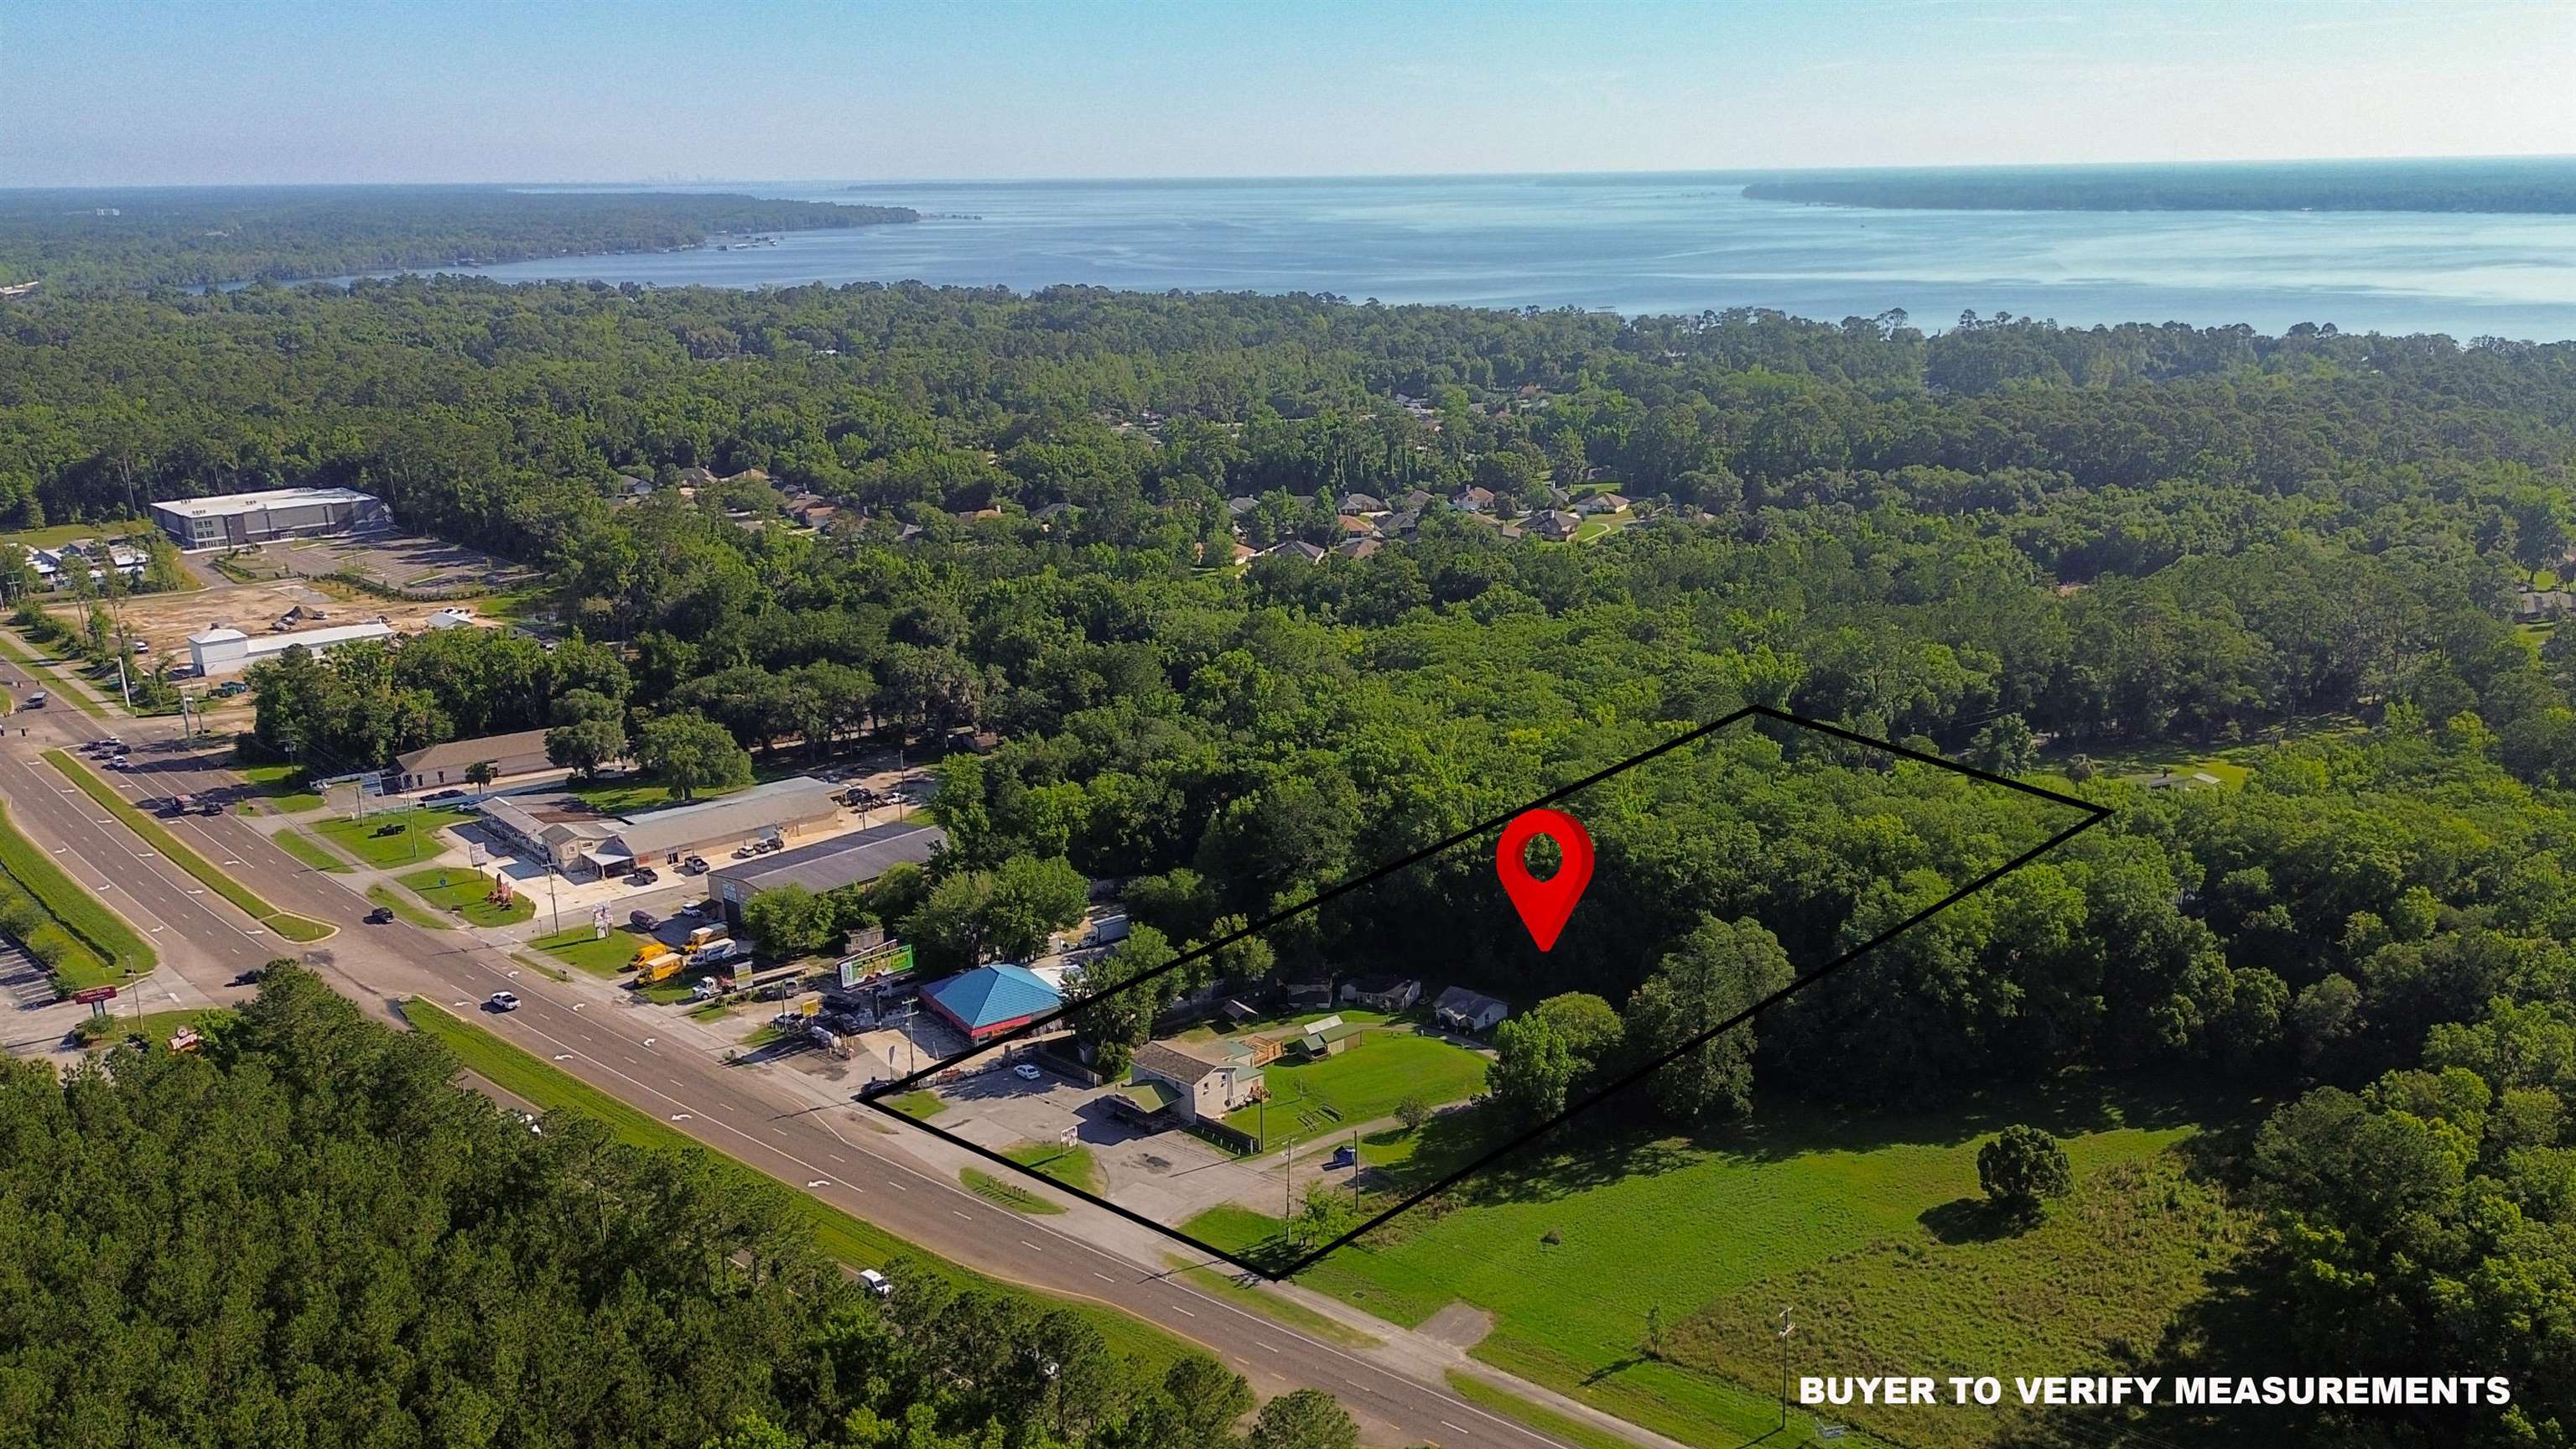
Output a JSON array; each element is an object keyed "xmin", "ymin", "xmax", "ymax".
[{"xmin": 71, "ymin": 985, "xmax": 118, "ymax": 1005}]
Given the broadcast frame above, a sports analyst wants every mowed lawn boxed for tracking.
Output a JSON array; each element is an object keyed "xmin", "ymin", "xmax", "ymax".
[
  {"xmin": 534, "ymin": 925, "xmax": 653, "ymax": 977},
  {"xmin": 1221, "ymin": 1029, "xmax": 1488, "ymax": 1147},
  {"xmin": 1199, "ymin": 1080, "xmax": 2250, "ymax": 1449},
  {"xmin": 237, "ymin": 761, "xmax": 324, "ymax": 813},
  {"xmin": 314, "ymin": 807, "xmax": 472, "ymax": 868},
  {"xmin": 397, "ymin": 866, "xmax": 535, "ymax": 927}
]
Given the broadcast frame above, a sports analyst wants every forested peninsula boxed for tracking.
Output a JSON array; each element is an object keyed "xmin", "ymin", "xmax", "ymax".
[
  {"xmin": 0, "ymin": 186, "xmax": 915, "ymax": 292},
  {"xmin": 1745, "ymin": 157, "xmax": 2576, "ymax": 213}
]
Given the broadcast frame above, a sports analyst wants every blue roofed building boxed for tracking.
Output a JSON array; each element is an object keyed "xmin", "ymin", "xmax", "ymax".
[{"xmin": 921, "ymin": 963, "xmax": 1063, "ymax": 1044}]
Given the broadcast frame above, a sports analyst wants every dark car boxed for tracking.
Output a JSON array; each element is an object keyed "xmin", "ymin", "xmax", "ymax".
[
  {"xmin": 422, "ymin": 788, "xmax": 465, "ymax": 802},
  {"xmin": 628, "ymin": 909, "xmax": 657, "ymax": 931},
  {"xmin": 626, "ymin": 866, "xmax": 660, "ymax": 886},
  {"xmin": 198, "ymin": 801, "xmax": 222, "ymax": 816},
  {"xmin": 365, "ymin": 905, "xmax": 396, "ymax": 924}
]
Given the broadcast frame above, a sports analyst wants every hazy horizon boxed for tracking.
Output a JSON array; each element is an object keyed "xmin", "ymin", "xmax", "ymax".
[{"xmin": 8, "ymin": 0, "xmax": 2571, "ymax": 189}]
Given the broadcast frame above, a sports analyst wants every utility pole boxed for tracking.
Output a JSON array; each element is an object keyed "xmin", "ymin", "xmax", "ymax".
[{"xmin": 1776, "ymin": 1305, "xmax": 1795, "ymax": 1431}]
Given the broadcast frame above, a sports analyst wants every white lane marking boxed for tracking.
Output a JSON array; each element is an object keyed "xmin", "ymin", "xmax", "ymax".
[
  {"xmin": 669, "ymin": 1113, "xmax": 693, "ymax": 1121},
  {"xmin": 551, "ymin": 1053, "xmax": 572, "ymax": 1061},
  {"xmin": 1019, "ymin": 1240, "xmax": 1042, "ymax": 1253},
  {"xmin": 889, "ymin": 1182, "xmax": 907, "ymax": 1192},
  {"xmin": 1256, "ymin": 1341, "xmax": 1282, "ymax": 1353},
  {"xmin": 805, "ymin": 1180, "xmax": 829, "ymax": 1188},
  {"xmin": 1171, "ymin": 1306, "xmax": 1196, "ymax": 1318},
  {"xmin": 1441, "ymin": 1422, "xmax": 1468, "ymax": 1435},
  {"xmin": 1093, "ymin": 1273, "xmax": 1115, "ymax": 1283}
]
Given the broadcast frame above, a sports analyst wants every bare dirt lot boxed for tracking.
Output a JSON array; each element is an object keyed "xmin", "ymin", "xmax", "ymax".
[
  {"xmin": 218, "ymin": 532, "xmax": 536, "ymax": 595},
  {"xmin": 44, "ymin": 582, "xmax": 494, "ymax": 662}
]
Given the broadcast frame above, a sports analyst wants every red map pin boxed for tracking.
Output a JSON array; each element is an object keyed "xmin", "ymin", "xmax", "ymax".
[{"xmin": 1495, "ymin": 808, "xmax": 1595, "ymax": 953}]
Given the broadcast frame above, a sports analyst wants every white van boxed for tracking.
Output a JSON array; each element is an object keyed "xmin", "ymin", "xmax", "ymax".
[{"xmin": 857, "ymin": 1268, "xmax": 892, "ymax": 1299}]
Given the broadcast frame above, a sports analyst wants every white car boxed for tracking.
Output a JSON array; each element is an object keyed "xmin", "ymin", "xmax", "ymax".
[
  {"xmin": 486, "ymin": 990, "xmax": 521, "ymax": 1012},
  {"xmin": 858, "ymin": 1268, "xmax": 892, "ymax": 1299},
  {"xmin": 1012, "ymin": 1063, "xmax": 1043, "ymax": 1082}
]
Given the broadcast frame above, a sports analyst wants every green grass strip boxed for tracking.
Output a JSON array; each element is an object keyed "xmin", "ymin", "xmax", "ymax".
[
  {"xmin": 886, "ymin": 1090, "xmax": 946, "ymax": 1121},
  {"xmin": 963, "ymin": 1168, "xmax": 1067, "ymax": 1215},
  {"xmin": 397, "ymin": 865, "xmax": 536, "ymax": 926},
  {"xmin": 532, "ymin": 924, "xmax": 652, "ymax": 977},
  {"xmin": 0, "ymin": 798, "xmax": 157, "ymax": 990},
  {"xmin": 1168, "ymin": 1258, "xmax": 1384, "ymax": 1350},
  {"xmin": 45, "ymin": 749, "xmax": 333, "ymax": 943},
  {"xmin": 508, "ymin": 951, "xmax": 570, "ymax": 983},
  {"xmin": 0, "ymin": 631, "xmax": 112, "ymax": 719},
  {"xmin": 274, "ymin": 828, "xmax": 352, "ymax": 873},
  {"xmin": 365, "ymin": 883, "xmax": 450, "ymax": 930},
  {"xmin": 401, "ymin": 1000, "xmax": 1189, "ymax": 1369},
  {"xmin": 1442, "ymin": 1372, "xmax": 1666, "ymax": 1449}
]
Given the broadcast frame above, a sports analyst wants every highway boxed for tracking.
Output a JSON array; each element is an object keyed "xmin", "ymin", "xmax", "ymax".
[{"xmin": 0, "ymin": 683, "xmax": 1610, "ymax": 1449}]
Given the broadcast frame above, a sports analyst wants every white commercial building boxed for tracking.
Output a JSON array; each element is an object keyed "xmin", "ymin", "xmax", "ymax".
[
  {"xmin": 152, "ymin": 487, "xmax": 391, "ymax": 550},
  {"xmin": 188, "ymin": 621, "xmax": 396, "ymax": 677}
]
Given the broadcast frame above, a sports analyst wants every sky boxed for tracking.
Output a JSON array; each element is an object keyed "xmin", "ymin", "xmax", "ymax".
[{"xmin": 5, "ymin": 0, "xmax": 2573, "ymax": 187}]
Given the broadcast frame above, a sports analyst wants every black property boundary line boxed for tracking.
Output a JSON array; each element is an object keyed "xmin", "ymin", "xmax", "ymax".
[{"xmin": 860, "ymin": 705, "xmax": 2111, "ymax": 1280}]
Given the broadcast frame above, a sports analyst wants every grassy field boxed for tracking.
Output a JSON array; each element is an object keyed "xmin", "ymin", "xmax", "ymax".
[
  {"xmin": 46, "ymin": 749, "xmax": 331, "ymax": 943},
  {"xmin": 397, "ymin": 865, "xmax": 535, "ymax": 926},
  {"xmin": 0, "ymin": 799, "xmax": 158, "ymax": 991},
  {"xmin": 1221, "ymin": 1029, "xmax": 1488, "ymax": 1149},
  {"xmin": 314, "ymin": 807, "xmax": 472, "ymax": 868},
  {"xmin": 1004, "ymin": 1140, "xmax": 1104, "ymax": 1195},
  {"xmin": 963, "ymin": 1167, "xmax": 1066, "ymax": 1215},
  {"xmin": 273, "ymin": 828, "xmax": 351, "ymax": 873},
  {"xmin": 0, "ymin": 519, "xmax": 151, "ymax": 550},
  {"xmin": 401, "ymin": 1000, "xmax": 1192, "ymax": 1369},
  {"xmin": 237, "ymin": 761, "xmax": 324, "ymax": 813},
  {"xmin": 364, "ymin": 883, "xmax": 449, "ymax": 929},
  {"xmin": 1197, "ymin": 1078, "xmax": 2249, "ymax": 1449}
]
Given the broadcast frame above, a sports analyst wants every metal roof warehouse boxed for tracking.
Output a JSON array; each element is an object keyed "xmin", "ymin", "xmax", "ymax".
[
  {"xmin": 712, "ymin": 819, "xmax": 946, "ymax": 922},
  {"xmin": 586, "ymin": 776, "xmax": 844, "ymax": 870}
]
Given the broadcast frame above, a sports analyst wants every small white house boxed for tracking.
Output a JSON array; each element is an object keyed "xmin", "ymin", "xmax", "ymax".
[{"xmin": 1433, "ymin": 986, "xmax": 1511, "ymax": 1035}]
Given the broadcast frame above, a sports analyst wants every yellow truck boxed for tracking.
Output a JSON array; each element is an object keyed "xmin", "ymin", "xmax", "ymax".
[
  {"xmin": 634, "ymin": 952, "xmax": 684, "ymax": 984},
  {"xmin": 684, "ymin": 924, "xmax": 727, "ymax": 952}
]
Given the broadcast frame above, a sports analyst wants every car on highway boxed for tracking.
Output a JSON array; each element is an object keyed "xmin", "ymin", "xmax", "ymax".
[
  {"xmin": 1012, "ymin": 1063, "xmax": 1044, "ymax": 1082},
  {"xmin": 486, "ymin": 990, "xmax": 521, "ymax": 1012},
  {"xmin": 198, "ymin": 800, "xmax": 222, "ymax": 816},
  {"xmin": 365, "ymin": 906, "xmax": 396, "ymax": 924}
]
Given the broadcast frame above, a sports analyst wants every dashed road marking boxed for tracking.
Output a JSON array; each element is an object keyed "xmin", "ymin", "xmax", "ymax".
[
  {"xmin": 1171, "ymin": 1306, "xmax": 1196, "ymax": 1318},
  {"xmin": 950, "ymin": 1209, "xmax": 973, "ymax": 1222},
  {"xmin": 1019, "ymin": 1240, "xmax": 1041, "ymax": 1252}
]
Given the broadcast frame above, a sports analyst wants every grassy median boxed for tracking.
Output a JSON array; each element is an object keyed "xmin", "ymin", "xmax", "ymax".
[
  {"xmin": 0, "ymin": 631, "xmax": 111, "ymax": 719},
  {"xmin": 401, "ymin": 1000, "xmax": 1191, "ymax": 1370},
  {"xmin": 0, "ymin": 798, "xmax": 158, "ymax": 993},
  {"xmin": 45, "ymin": 749, "xmax": 333, "ymax": 943}
]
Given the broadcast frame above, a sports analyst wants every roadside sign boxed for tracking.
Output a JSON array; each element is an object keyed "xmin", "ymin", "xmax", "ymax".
[
  {"xmin": 801, "ymin": 998, "xmax": 822, "ymax": 1016},
  {"xmin": 71, "ymin": 985, "xmax": 117, "ymax": 1005},
  {"xmin": 168, "ymin": 1028, "xmax": 201, "ymax": 1053}
]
